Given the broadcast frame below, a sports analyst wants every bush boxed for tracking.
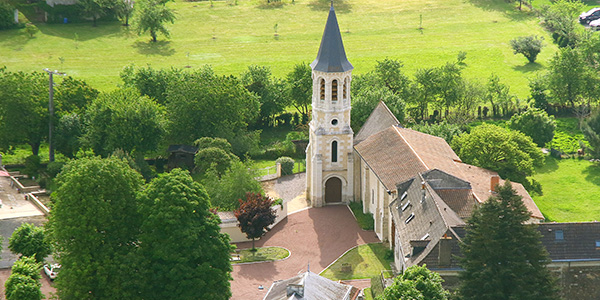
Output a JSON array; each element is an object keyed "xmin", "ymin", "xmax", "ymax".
[
  {"xmin": 276, "ymin": 156, "xmax": 294, "ymax": 175},
  {"xmin": 509, "ymin": 108, "xmax": 556, "ymax": 147},
  {"xmin": 23, "ymin": 155, "xmax": 41, "ymax": 178},
  {"xmin": 510, "ymin": 36, "xmax": 544, "ymax": 63},
  {"xmin": 0, "ymin": 1, "xmax": 17, "ymax": 30},
  {"xmin": 46, "ymin": 161, "xmax": 66, "ymax": 178}
]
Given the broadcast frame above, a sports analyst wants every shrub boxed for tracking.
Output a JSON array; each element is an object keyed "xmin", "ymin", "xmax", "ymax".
[
  {"xmin": 23, "ymin": 155, "xmax": 41, "ymax": 178},
  {"xmin": 509, "ymin": 108, "xmax": 556, "ymax": 147},
  {"xmin": 276, "ymin": 156, "xmax": 294, "ymax": 175},
  {"xmin": 46, "ymin": 161, "xmax": 65, "ymax": 178},
  {"xmin": 510, "ymin": 36, "xmax": 544, "ymax": 63}
]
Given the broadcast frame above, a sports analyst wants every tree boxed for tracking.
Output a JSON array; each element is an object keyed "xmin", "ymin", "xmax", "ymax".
[
  {"xmin": 351, "ymin": 85, "xmax": 405, "ymax": 132},
  {"xmin": 0, "ymin": 69, "xmax": 48, "ymax": 155},
  {"xmin": 54, "ymin": 113, "xmax": 84, "ymax": 158},
  {"xmin": 202, "ymin": 160, "xmax": 263, "ymax": 210},
  {"xmin": 234, "ymin": 193, "xmax": 277, "ymax": 250},
  {"xmin": 4, "ymin": 256, "xmax": 43, "ymax": 300},
  {"xmin": 581, "ymin": 109, "xmax": 600, "ymax": 158},
  {"xmin": 54, "ymin": 76, "xmax": 99, "ymax": 115},
  {"xmin": 166, "ymin": 66, "xmax": 260, "ymax": 153},
  {"xmin": 509, "ymin": 108, "xmax": 556, "ymax": 147},
  {"xmin": 285, "ymin": 62, "xmax": 312, "ymax": 122},
  {"xmin": 485, "ymin": 74, "xmax": 514, "ymax": 117},
  {"xmin": 48, "ymin": 157, "xmax": 143, "ymax": 299},
  {"xmin": 510, "ymin": 36, "xmax": 544, "ymax": 63},
  {"xmin": 459, "ymin": 182, "xmax": 560, "ymax": 300},
  {"xmin": 547, "ymin": 47, "xmax": 591, "ymax": 108},
  {"xmin": 134, "ymin": 0, "xmax": 176, "ymax": 42},
  {"xmin": 0, "ymin": 1, "xmax": 18, "ymax": 30},
  {"xmin": 8, "ymin": 223, "xmax": 52, "ymax": 263},
  {"xmin": 529, "ymin": 74, "xmax": 550, "ymax": 111},
  {"xmin": 78, "ymin": 0, "xmax": 116, "ymax": 27},
  {"xmin": 120, "ymin": 65, "xmax": 183, "ymax": 104},
  {"xmin": 411, "ymin": 122, "xmax": 464, "ymax": 144},
  {"xmin": 194, "ymin": 147, "xmax": 237, "ymax": 177},
  {"xmin": 84, "ymin": 88, "xmax": 166, "ymax": 156},
  {"xmin": 451, "ymin": 124, "xmax": 543, "ymax": 183},
  {"xmin": 378, "ymin": 265, "xmax": 449, "ymax": 300},
  {"xmin": 242, "ymin": 65, "xmax": 288, "ymax": 127},
  {"xmin": 136, "ymin": 169, "xmax": 233, "ymax": 300},
  {"xmin": 374, "ymin": 58, "xmax": 412, "ymax": 99},
  {"xmin": 412, "ymin": 67, "xmax": 441, "ymax": 121},
  {"xmin": 115, "ymin": 0, "xmax": 134, "ymax": 26}
]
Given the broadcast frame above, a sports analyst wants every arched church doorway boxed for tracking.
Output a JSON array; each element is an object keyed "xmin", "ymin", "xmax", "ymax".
[{"xmin": 325, "ymin": 177, "xmax": 342, "ymax": 203}]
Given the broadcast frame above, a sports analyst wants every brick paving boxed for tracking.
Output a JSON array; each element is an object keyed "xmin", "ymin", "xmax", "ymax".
[{"xmin": 230, "ymin": 205, "xmax": 380, "ymax": 300}]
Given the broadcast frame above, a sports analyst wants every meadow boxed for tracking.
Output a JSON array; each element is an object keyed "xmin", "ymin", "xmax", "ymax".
[{"xmin": 0, "ymin": 0, "xmax": 557, "ymax": 95}]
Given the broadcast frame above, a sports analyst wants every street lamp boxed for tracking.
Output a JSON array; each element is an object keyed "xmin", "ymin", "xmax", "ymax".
[{"xmin": 43, "ymin": 68, "xmax": 66, "ymax": 163}]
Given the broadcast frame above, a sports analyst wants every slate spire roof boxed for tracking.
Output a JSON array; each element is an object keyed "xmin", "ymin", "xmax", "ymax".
[{"xmin": 311, "ymin": 2, "xmax": 353, "ymax": 73}]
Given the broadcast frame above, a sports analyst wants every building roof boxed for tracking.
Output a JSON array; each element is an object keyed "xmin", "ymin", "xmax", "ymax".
[
  {"xmin": 310, "ymin": 3, "xmax": 353, "ymax": 73},
  {"xmin": 167, "ymin": 144, "xmax": 198, "ymax": 154},
  {"xmin": 354, "ymin": 125, "xmax": 544, "ymax": 220},
  {"xmin": 354, "ymin": 101, "xmax": 400, "ymax": 145},
  {"xmin": 263, "ymin": 271, "xmax": 357, "ymax": 300},
  {"xmin": 537, "ymin": 222, "xmax": 600, "ymax": 261},
  {"xmin": 390, "ymin": 173, "xmax": 466, "ymax": 269}
]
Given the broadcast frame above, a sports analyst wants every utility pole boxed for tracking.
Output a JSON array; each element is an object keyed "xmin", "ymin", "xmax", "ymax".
[{"xmin": 43, "ymin": 69, "xmax": 65, "ymax": 163}]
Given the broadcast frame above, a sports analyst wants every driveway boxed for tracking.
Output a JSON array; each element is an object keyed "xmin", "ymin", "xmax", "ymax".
[{"xmin": 230, "ymin": 205, "xmax": 380, "ymax": 299}]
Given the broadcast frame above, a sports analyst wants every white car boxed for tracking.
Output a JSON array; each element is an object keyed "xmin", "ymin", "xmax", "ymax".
[
  {"xmin": 589, "ymin": 19, "xmax": 600, "ymax": 30},
  {"xmin": 580, "ymin": 8, "xmax": 600, "ymax": 24},
  {"xmin": 43, "ymin": 264, "xmax": 61, "ymax": 280}
]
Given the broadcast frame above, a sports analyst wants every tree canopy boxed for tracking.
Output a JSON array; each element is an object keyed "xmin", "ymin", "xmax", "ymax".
[
  {"xmin": 136, "ymin": 169, "xmax": 233, "ymax": 300},
  {"xmin": 451, "ymin": 124, "xmax": 543, "ymax": 183},
  {"xmin": 581, "ymin": 109, "xmax": 600, "ymax": 158},
  {"xmin": 48, "ymin": 157, "xmax": 143, "ymax": 299},
  {"xmin": 134, "ymin": 0, "xmax": 176, "ymax": 42},
  {"xmin": 8, "ymin": 223, "xmax": 52, "ymax": 263},
  {"xmin": 4, "ymin": 256, "xmax": 43, "ymax": 300},
  {"xmin": 509, "ymin": 108, "xmax": 556, "ymax": 147},
  {"xmin": 459, "ymin": 182, "xmax": 559, "ymax": 300},
  {"xmin": 285, "ymin": 62, "xmax": 312, "ymax": 122},
  {"xmin": 84, "ymin": 88, "xmax": 166, "ymax": 156},
  {"xmin": 202, "ymin": 160, "xmax": 263, "ymax": 210},
  {"xmin": 377, "ymin": 265, "xmax": 449, "ymax": 300},
  {"xmin": 234, "ymin": 193, "xmax": 277, "ymax": 250}
]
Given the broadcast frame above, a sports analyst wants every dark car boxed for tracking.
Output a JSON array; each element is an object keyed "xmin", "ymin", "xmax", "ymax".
[{"xmin": 579, "ymin": 8, "xmax": 600, "ymax": 24}]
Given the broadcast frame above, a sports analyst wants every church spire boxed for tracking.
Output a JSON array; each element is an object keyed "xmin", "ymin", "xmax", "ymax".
[{"xmin": 311, "ymin": 2, "xmax": 353, "ymax": 73}]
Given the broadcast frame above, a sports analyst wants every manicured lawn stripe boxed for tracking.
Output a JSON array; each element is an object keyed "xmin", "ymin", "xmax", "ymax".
[{"xmin": 320, "ymin": 243, "xmax": 393, "ymax": 280}]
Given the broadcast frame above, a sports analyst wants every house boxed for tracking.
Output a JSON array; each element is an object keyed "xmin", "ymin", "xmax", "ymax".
[
  {"xmin": 263, "ymin": 270, "xmax": 362, "ymax": 300},
  {"xmin": 167, "ymin": 144, "xmax": 198, "ymax": 171}
]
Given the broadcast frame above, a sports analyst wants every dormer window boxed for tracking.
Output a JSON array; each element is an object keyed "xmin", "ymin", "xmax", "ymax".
[
  {"xmin": 405, "ymin": 213, "xmax": 415, "ymax": 224},
  {"xmin": 401, "ymin": 201, "xmax": 411, "ymax": 212},
  {"xmin": 320, "ymin": 79, "xmax": 325, "ymax": 100},
  {"xmin": 400, "ymin": 191, "xmax": 408, "ymax": 201},
  {"xmin": 331, "ymin": 80, "xmax": 338, "ymax": 101}
]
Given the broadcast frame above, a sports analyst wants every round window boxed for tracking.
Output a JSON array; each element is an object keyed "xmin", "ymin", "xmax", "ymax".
[{"xmin": 331, "ymin": 119, "xmax": 338, "ymax": 126}]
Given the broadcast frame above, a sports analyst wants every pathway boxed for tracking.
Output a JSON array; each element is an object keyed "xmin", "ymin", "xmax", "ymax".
[{"xmin": 230, "ymin": 205, "xmax": 380, "ymax": 299}]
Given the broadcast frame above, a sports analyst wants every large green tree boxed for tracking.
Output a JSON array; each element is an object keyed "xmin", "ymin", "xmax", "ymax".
[
  {"xmin": 459, "ymin": 182, "xmax": 560, "ymax": 300},
  {"xmin": 509, "ymin": 108, "xmax": 556, "ymax": 147},
  {"xmin": 84, "ymin": 88, "xmax": 166, "ymax": 156},
  {"xmin": 351, "ymin": 85, "xmax": 405, "ymax": 132},
  {"xmin": 242, "ymin": 65, "xmax": 288, "ymax": 127},
  {"xmin": 134, "ymin": 0, "xmax": 176, "ymax": 42},
  {"xmin": 4, "ymin": 256, "xmax": 43, "ymax": 300},
  {"xmin": 451, "ymin": 124, "xmax": 543, "ymax": 183},
  {"xmin": 48, "ymin": 157, "xmax": 143, "ymax": 299},
  {"xmin": 136, "ymin": 169, "xmax": 233, "ymax": 300},
  {"xmin": 0, "ymin": 69, "xmax": 47, "ymax": 155},
  {"xmin": 8, "ymin": 223, "xmax": 52, "ymax": 263},
  {"xmin": 547, "ymin": 47, "xmax": 594, "ymax": 108},
  {"xmin": 285, "ymin": 62, "xmax": 312, "ymax": 122},
  {"xmin": 166, "ymin": 66, "xmax": 260, "ymax": 153},
  {"xmin": 378, "ymin": 265, "xmax": 449, "ymax": 300},
  {"xmin": 202, "ymin": 160, "xmax": 263, "ymax": 210},
  {"xmin": 581, "ymin": 109, "xmax": 600, "ymax": 158}
]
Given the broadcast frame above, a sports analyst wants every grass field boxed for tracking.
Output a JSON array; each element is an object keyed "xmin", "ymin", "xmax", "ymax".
[
  {"xmin": 1, "ymin": 0, "xmax": 556, "ymax": 95},
  {"xmin": 320, "ymin": 243, "xmax": 393, "ymax": 280},
  {"xmin": 532, "ymin": 156, "xmax": 600, "ymax": 222}
]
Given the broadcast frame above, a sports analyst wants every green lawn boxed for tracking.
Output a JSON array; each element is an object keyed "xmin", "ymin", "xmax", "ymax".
[
  {"xmin": 1, "ymin": 0, "xmax": 555, "ymax": 95},
  {"xmin": 320, "ymin": 243, "xmax": 393, "ymax": 280},
  {"xmin": 233, "ymin": 246, "xmax": 290, "ymax": 264},
  {"xmin": 532, "ymin": 156, "xmax": 600, "ymax": 222},
  {"xmin": 349, "ymin": 201, "xmax": 374, "ymax": 230},
  {"xmin": 251, "ymin": 159, "xmax": 305, "ymax": 176}
]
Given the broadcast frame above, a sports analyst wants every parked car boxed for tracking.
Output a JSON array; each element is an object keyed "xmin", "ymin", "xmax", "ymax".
[
  {"xmin": 43, "ymin": 264, "xmax": 61, "ymax": 280},
  {"xmin": 579, "ymin": 8, "xmax": 600, "ymax": 24}
]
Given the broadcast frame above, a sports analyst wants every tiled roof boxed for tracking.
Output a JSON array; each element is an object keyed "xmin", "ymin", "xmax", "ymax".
[
  {"xmin": 354, "ymin": 101, "xmax": 400, "ymax": 145},
  {"xmin": 264, "ymin": 271, "xmax": 354, "ymax": 300},
  {"xmin": 537, "ymin": 222, "xmax": 600, "ymax": 261},
  {"xmin": 354, "ymin": 124, "xmax": 544, "ymax": 220}
]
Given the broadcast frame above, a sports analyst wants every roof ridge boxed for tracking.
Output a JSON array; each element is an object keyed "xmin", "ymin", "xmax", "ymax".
[{"xmin": 394, "ymin": 126, "xmax": 429, "ymax": 170}]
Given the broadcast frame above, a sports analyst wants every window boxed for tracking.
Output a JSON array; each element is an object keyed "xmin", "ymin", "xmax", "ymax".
[
  {"xmin": 320, "ymin": 79, "xmax": 325, "ymax": 100},
  {"xmin": 596, "ymin": 241, "xmax": 600, "ymax": 248},
  {"xmin": 555, "ymin": 230, "xmax": 564, "ymax": 240},
  {"xmin": 400, "ymin": 191, "xmax": 408, "ymax": 201},
  {"xmin": 371, "ymin": 190, "xmax": 374, "ymax": 205},
  {"xmin": 331, "ymin": 141, "xmax": 338, "ymax": 162},
  {"xmin": 401, "ymin": 201, "xmax": 411, "ymax": 212},
  {"xmin": 343, "ymin": 78, "xmax": 348, "ymax": 99},
  {"xmin": 331, "ymin": 80, "xmax": 338, "ymax": 101},
  {"xmin": 405, "ymin": 213, "xmax": 415, "ymax": 224},
  {"xmin": 331, "ymin": 119, "xmax": 338, "ymax": 126}
]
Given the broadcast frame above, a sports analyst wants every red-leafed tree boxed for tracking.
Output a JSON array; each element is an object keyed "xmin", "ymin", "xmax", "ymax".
[{"xmin": 234, "ymin": 193, "xmax": 277, "ymax": 251}]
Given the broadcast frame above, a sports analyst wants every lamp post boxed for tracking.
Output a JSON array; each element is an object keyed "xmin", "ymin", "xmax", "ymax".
[{"xmin": 43, "ymin": 69, "xmax": 65, "ymax": 163}]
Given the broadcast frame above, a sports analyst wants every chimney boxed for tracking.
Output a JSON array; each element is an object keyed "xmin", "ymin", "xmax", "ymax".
[
  {"xmin": 490, "ymin": 175, "xmax": 500, "ymax": 193},
  {"xmin": 438, "ymin": 234, "xmax": 452, "ymax": 267}
]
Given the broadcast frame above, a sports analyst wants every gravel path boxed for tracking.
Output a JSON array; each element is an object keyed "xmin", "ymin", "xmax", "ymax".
[{"xmin": 262, "ymin": 172, "xmax": 309, "ymax": 213}]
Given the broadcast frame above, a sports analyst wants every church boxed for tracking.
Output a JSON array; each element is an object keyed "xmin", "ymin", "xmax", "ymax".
[{"xmin": 305, "ymin": 2, "xmax": 544, "ymax": 273}]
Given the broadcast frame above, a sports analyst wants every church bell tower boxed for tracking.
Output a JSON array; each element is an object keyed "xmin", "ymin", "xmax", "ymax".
[{"xmin": 306, "ymin": 2, "xmax": 353, "ymax": 207}]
